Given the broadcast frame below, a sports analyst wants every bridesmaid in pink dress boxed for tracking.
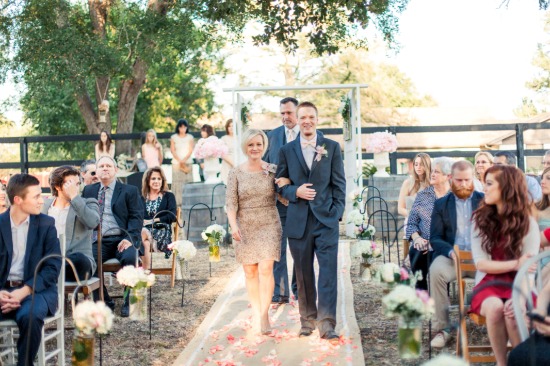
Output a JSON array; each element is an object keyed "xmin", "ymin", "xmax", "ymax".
[{"xmin": 142, "ymin": 129, "xmax": 163, "ymax": 168}]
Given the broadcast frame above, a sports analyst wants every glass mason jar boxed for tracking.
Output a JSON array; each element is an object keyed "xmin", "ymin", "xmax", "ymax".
[
  {"xmin": 71, "ymin": 329, "xmax": 94, "ymax": 366},
  {"xmin": 398, "ymin": 317, "xmax": 422, "ymax": 359},
  {"xmin": 129, "ymin": 287, "xmax": 148, "ymax": 321},
  {"xmin": 209, "ymin": 241, "xmax": 221, "ymax": 262}
]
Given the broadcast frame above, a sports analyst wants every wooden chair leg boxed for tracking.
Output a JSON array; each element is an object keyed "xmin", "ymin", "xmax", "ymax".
[{"xmin": 171, "ymin": 254, "xmax": 176, "ymax": 288}]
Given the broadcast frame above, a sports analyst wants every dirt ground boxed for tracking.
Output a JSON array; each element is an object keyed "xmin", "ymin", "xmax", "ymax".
[{"xmin": 58, "ymin": 238, "xmax": 491, "ymax": 366}]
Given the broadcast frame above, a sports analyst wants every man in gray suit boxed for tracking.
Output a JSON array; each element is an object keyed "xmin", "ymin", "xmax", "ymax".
[
  {"xmin": 42, "ymin": 166, "xmax": 99, "ymax": 283},
  {"xmin": 276, "ymin": 101, "xmax": 346, "ymax": 344},
  {"xmin": 264, "ymin": 97, "xmax": 300, "ymax": 304}
]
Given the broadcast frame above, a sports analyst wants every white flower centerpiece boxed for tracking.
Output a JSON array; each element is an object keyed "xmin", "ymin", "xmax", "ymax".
[
  {"xmin": 116, "ymin": 266, "xmax": 156, "ymax": 321},
  {"xmin": 347, "ymin": 209, "xmax": 380, "ymax": 281}
]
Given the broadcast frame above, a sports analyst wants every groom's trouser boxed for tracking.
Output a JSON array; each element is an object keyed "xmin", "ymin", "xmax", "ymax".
[
  {"xmin": 288, "ymin": 210, "xmax": 338, "ymax": 337},
  {"xmin": 273, "ymin": 209, "xmax": 298, "ymax": 300}
]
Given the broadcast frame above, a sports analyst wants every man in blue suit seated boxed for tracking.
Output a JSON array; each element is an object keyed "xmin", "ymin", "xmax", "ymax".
[
  {"xmin": 264, "ymin": 96, "xmax": 300, "ymax": 304},
  {"xmin": 429, "ymin": 160, "xmax": 484, "ymax": 348},
  {"xmin": 82, "ymin": 155, "xmax": 144, "ymax": 317},
  {"xmin": 276, "ymin": 101, "xmax": 346, "ymax": 345},
  {"xmin": 0, "ymin": 174, "xmax": 61, "ymax": 366}
]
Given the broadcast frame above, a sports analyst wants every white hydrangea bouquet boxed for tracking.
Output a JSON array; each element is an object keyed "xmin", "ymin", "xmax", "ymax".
[
  {"xmin": 346, "ymin": 209, "xmax": 376, "ymax": 240},
  {"xmin": 168, "ymin": 240, "xmax": 197, "ymax": 260},
  {"xmin": 383, "ymin": 284, "xmax": 434, "ymax": 359},
  {"xmin": 116, "ymin": 266, "xmax": 156, "ymax": 289},
  {"xmin": 73, "ymin": 300, "xmax": 114, "ymax": 335},
  {"xmin": 116, "ymin": 266, "xmax": 155, "ymax": 321},
  {"xmin": 72, "ymin": 300, "xmax": 114, "ymax": 363},
  {"xmin": 374, "ymin": 262, "xmax": 423, "ymax": 291},
  {"xmin": 348, "ymin": 188, "xmax": 361, "ymax": 209},
  {"xmin": 353, "ymin": 240, "xmax": 382, "ymax": 263},
  {"xmin": 202, "ymin": 224, "xmax": 226, "ymax": 262},
  {"xmin": 382, "ymin": 285, "xmax": 434, "ymax": 321},
  {"xmin": 168, "ymin": 240, "xmax": 197, "ymax": 280}
]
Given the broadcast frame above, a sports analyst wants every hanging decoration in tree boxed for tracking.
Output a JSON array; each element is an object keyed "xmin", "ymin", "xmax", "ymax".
[{"xmin": 98, "ymin": 100, "xmax": 110, "ymax": 123}]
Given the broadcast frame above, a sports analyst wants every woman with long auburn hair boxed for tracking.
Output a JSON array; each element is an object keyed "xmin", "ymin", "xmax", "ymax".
[{"xmin": 470, "ymin": 165, "xmax": 540, "ymax": 366}]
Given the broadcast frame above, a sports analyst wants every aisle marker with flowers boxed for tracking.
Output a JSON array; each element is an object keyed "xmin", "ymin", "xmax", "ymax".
[
  {"xmin": 72, "ymin": 300, "xmax": 114, "ymax": 365},
  {"xmin": 202, "ymin": 224, "xmax": 226, "ymax": 262},
  {"xmin": 116, "ymin": 266, "xmax": 156, "ymax": 321}
]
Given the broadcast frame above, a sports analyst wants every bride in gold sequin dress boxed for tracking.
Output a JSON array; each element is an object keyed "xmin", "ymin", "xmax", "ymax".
[{"xmin": 226, "ymin": 128, "xmax": 284, "ymax": 335}]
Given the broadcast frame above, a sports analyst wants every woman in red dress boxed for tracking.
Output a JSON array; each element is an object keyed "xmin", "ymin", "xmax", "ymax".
[{"xmin": 470, "ymin": 164, "xmax": 540, "ymax": 366}]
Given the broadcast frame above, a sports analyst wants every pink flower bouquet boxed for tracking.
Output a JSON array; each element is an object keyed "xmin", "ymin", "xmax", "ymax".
[
  {"xmin": 194, "ymin": 136, "xmax": 229, "ymax": 159},
  {"xmin": 366, "ymin": 131, "xmax": 398, "ymax": 153}
]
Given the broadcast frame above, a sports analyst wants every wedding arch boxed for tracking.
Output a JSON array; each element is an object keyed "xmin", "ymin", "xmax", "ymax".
[{"xmin": 222, "ymin": 84, "xmax": 368, "ymax": 237}]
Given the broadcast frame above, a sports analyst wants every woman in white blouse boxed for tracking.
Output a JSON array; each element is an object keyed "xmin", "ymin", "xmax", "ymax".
[{"xmin": 470, "ymin": 164, "xmax": 539, "ymax": 366}]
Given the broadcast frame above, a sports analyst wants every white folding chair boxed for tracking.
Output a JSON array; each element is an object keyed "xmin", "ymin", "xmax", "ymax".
[{"xmin": 0, "ymin": 235, "xmax": 66, "ymax": 366}]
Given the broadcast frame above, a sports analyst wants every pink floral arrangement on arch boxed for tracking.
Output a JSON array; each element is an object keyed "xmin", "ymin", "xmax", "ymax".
[
  {"xmin": 194, "ymin": 136, "xmax": 229, "ymax": 159},
  {"xmin": 366, "ymin": 131, "xmax": 398, "ymax": 153}
]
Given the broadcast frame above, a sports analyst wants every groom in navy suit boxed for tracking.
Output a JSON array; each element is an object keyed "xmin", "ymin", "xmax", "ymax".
[
  {"xmin": 0, "ymin": 174, "xmax": 61, "ymax": 366},
  {"xmin": 276, "ymin": 101, "xmax": 346, "ymax": 344},
  {"xmin": 264, "ymin": 96, "xmax": 300, "ymax": 304}
]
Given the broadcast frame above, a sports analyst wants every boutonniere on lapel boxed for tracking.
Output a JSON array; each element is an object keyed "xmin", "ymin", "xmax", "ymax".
[
  {"xmin": 262, "ymin": 163, "xmax": 277, "ymax": 177},
  {"xmin": 315, "ymin": 144, "xmax": 328, "ymax": 162}
]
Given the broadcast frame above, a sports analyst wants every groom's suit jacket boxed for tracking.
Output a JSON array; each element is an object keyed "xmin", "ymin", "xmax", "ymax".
[
  {"xmin": 276, "ymin": 132, "xmax": 346, "ymax": 239},
  {"xmin": 0, "ymin": 211, "xmax": 61, "ymax": 314},
  {"xmin": 429, "ymin": 191, "xmax": 484, "ymax": 261}
]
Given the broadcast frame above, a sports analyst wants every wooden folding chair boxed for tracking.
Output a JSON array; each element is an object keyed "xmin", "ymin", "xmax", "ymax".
[
  {"xmin": 149, "ymin": 207, "xmax": 181, "ymax": 288},
  {"xmin": 454, "ymin": 245, "xmax": 495, "ymax": 363}
]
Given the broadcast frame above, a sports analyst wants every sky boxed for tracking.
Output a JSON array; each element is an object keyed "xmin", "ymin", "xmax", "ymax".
[
  {"xmin": 0, "ymin": 0, "xmax": 548, "ymax": 124},
  {"xmin": 390, "ymin": 0, "xmax": 547, "ymax": 118}
]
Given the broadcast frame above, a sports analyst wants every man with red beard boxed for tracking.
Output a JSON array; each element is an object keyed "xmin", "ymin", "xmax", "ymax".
[{"xmin": 428, "ymin": 160, "xmax": 484, "ymax": 348}]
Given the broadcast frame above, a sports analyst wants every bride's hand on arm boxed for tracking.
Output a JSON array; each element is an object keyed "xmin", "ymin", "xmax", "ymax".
[{"xmin": 275, "ymin": 177, "xmax": 291, "ymax": 188}]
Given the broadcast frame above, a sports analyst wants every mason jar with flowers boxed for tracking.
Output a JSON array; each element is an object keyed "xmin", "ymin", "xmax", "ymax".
[
  {"xmin": 202, "ymin": 224, "xmax": 226, "ymax": 262},
  {"xmin": 366, "ymin": 131, "xmax": 398, "ymax": 177},
  {"xmin": 168, "ymin": 240, "xmax": 197, "ymax": 279},
  {"xmin": 193, "ymin": 136, "xmax": 229, "ymax": 183},
  {"xmin": 116, "ymin": 266, "xmax": 156, "ymax": 321},
  {"xmin": 382, "ymin": 284, "xmax": 434, "ymax": 359},
  {"xmin": 347, "ymin": 209, "xmax": 380, "ymax": 280},
  {"xmin": 72, "ymin": 300, "xmax": 114, "ymax": 366}
]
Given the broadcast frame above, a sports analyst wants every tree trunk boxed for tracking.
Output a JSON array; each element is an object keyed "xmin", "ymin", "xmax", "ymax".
[
  {"xmin": 116, "ymin": 58, "xmax": 148, "ymax": 156},
  {"xmin": 75, "ymin": 82, "xmax": 100, "ymax": 134}
]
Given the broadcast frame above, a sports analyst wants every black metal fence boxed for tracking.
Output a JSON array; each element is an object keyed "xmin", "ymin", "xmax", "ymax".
[{"xmin": 0, "ymin": 123, "xmax": 547, "ymax": 174}]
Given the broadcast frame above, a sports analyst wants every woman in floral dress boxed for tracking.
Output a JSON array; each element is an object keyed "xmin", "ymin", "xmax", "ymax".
[{"xmin": 142, "ymin": 167, "xmax": 177, "ymax": 261}]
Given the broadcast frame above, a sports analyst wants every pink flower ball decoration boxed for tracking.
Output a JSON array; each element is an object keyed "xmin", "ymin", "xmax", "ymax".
[{"xmin": 366, "ymin": 131, "xmax": 398, "ymax": 153}]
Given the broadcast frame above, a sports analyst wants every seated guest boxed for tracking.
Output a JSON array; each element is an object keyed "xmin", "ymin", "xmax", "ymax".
[
  {"xmin": 543, "ymin": 150, "xmax": 550, "ymax": 170},
  {"xmin": 0, "ymin": 174, "xmax": 61, "ymax": 366},
  {"xmin": 0, "ymin": 181, "xmax": 9, "ymax": 214},
  {"xmin": 471, "ymin": 165, "xmax": 540, "ymax": 366},
  {"xmin": 406, "ymin": 157, "xmax": 453, "ymax": 290},
  {"xmin": 507, "ymin": 276, "xmax": 550, "ymax": 366},
  {"xmin": 494, "ymin": 151, "xmax": 542, "ymax": 202},
  {"xmin": 535, "ymin": 167, "xmax": 550, "ymax": 231},
  {"xmin": 82, "ymin": 156, "xmax": 144, "ymax": 317},
  {"xmin": 80, "ymin": 159, "xmax": 98, "ymax": 187},
  {"xmin": 429, "ymin": 160, "xmax": 484, "ymax": 348},
  {"xmin": 141, "ymin": 167, "xmax": 177, "ymax": 260},
  {"xmin": 397, "ymin": 153, "xmax": 431, "ymax": 218},
  {"xmin": 473, "ymin": 151, "xmax": 494, "ymax": 191},
  {"xmin": 42, "ymin": 166, "xmax": 99, "ymax": 282}
]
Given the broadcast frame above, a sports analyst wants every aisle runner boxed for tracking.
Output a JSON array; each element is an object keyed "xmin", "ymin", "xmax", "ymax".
[{"xmin": 173, "ymin": 240, "xmax": 364, "ymax": 366}]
